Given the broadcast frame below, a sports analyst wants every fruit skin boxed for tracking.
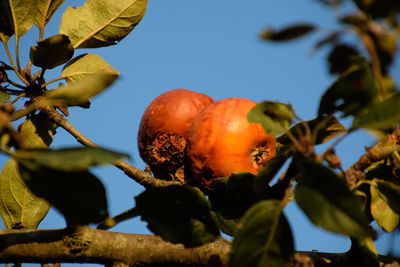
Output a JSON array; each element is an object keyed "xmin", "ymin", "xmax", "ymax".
[
  {"xmin": 186, "ymin": 97, "xmax": 276, "ymax": 188},
  {"xmin": 138, "ymin": 88, "xmax": 214, "ymax": 180}
]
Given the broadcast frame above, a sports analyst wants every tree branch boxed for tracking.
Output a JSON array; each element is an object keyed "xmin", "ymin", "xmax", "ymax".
[
  {"xmin": 344, "ymin": 130, "xmax": 400, "ymax": 188},
  {"xmin": 0, "ymin": 226, "xmax": 398, "ymax": 266},
  {"xmin": 43, "ymin": 107, "xmax": 172, "ymax": 189}
]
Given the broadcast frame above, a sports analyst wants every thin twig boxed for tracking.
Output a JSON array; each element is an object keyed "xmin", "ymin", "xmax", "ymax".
[
  {"xmin": 7, "ymin": 78, "xmax": 27, "ymax": 90},
  {"xmin": 41, "ymin": 76, "xmax": 67, "ymax": 88},
  {"xmin": 43, "ymin": 108, "xmax": 173, "ymax": 188}
]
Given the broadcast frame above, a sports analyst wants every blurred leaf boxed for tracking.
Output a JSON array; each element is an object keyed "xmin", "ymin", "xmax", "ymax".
[
  {"xmin": 211, "ymin": 211, "xmax": 238, "ymax": 237},
  {"xmin": 0, "ymin": 158, "xmax": 50, "ymax": 229},
  {"xmin": 327, "ymin": 44, "xmax": 359, "ymax": 74},
  {"xmin": 370, "ymin": 180, "xmax": 399, "ymax": 232},
  {"xmin": 35, "ymin": 0, "xmax": 65, "ymax": 27},
  {"xmin": 18, "ymin": 113, "xmax": 56, "ymax": 149},
  {"xmin": 229, "ymin": 200, "xmax": 294, "ymax": 267},
  {"xmin": 261, "ymin": 24, "xmax": 316, "ymax": 42},
  {"xmin": 135, "ymin": 185, "xmax": 219, "ymax": 248},
  {"xmin": 0, "ymin": 1, "xmax": 14, "ymax": 42},
  {"xmin": 9, "ymin": 0, "xmax": 40, "ymax": 37},
  {"xmin": 352, "ymin": 92, "xmax": 400, "ymax": 131},
  {"xmin": 62, "ymin": 53, "xmax": 119, "ymax": 84},
  {"xmin": 248, "ymin": 101, "xmax": 294, "ymax": 136},
  {"xmin": 59, "ymin": 0, "xmax": 147, "ymax": 48},
  {"xmin": 318, "ymin": 56, "xmax": 379, "ymax": 117},
  {"xmin": 14, "ymin": 147, "xmax": 129, "ymax": 172},
  {"xmin": 375, "ymin": 179, "xmax": 400, "ymax": 215},
  {"xmin": 19, "ymin": 163, "xmax": 108, "ymax": 225},
  {"xmin": 0, "ymin": 91, "xmax": 11, "ymax": 104},
  {"xmin": 375, "ymin": 32, "xmax": 397, "ymax": 74},
  {"xmin": 209, "ymin": 173, "xmax": 271, "ymax": 219},
  {"xmin": 352, "ymin": 0, "xmax": 400, "ymax": 18},
  {"xmin": 313, "ymin": 31, "xmax": 341, "ymax": 52},
  {"xmin": 30, "ymin": 34, "xmax": 74, "ymax": 69},
  {"xmin": 348, "ymin": 237, "xmax": 379, "ymax": 267},
  {"xmin": 278, "ymin": 115, "xmax": 346, "ymax": 146},
  {"xmin": 295, "ymin": 161, "xmax": 376, "ymax": 238},
  {"xmin": 43, "ymin": 72, "xmax": 118, "ymax": 106}
]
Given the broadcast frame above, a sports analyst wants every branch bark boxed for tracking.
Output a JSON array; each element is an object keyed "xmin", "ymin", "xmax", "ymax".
[
  {"xmin": 0, "ymin": 226, "xmax": 399, "ymax": 266},
  {"xmin": 344, "ymin": 130, "xmax": 400, "ymax": 188}
]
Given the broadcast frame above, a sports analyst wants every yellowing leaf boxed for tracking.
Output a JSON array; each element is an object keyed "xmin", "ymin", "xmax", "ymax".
[
  {"xmin": 0, "ymin": 158, "xmax": 50, "ymax": 229},
  {"xmin": 62, "ymin": 54, "xmax": 119, "ymax": 84},
  {"xmin": 59, "ymin": 0, "xmax": 147, "ymax": 48}
]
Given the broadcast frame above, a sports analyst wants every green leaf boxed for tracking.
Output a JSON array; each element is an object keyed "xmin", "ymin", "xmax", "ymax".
[
  {"xmin": 135, "ymin": 185, "xmax": 219, "ymax": 248},
  {"xmin": 30, "ymin": 34, "xmax": 74, "ymax": 69},
  {"xmin": 62, "ymin": 53, "xmax": 119, "ymax": 84},
  {"xmin": 248, "ymin": 101, "xmax": 294, "ymax": 136},
  {"xmin": 0, "ymin": 91, "xmax": 11, "ymax": 104},
  {"xmin": 14, "ymin": 147, "xmax": 129, "ymax": 172},
  {"xmin": 211, "ymin": 211, "xmax": 238, "ymax": 237},
  {"xmin": 35, "ymin": 0, "xmax": 65, "ymax": 27},
  {"xmin": 261, "ymin": 24, "xmax": 316, "ymax": 42},
  {"xmin": 18, "ymin": 113, "xmax": 56, "ymax": 149},
  {"xmin": 0, "ymin": 158, "xmax": 50, "ymax": 229},
  {"xmin": 10, "ymin": 0, "xmax": 40, "ymax": 37},
  {"xmin": 370, "ymin": 180, "xmax": 399, "ymax": 232},
  {"xmin": 327, "ymin": 44, "xmax": 359, "ymax": 74},
  {"xmin": 318, "ymin": 56, "xmax": 380, "ymax": 117},
  {"xmin": 19, "ymin": 163, "xmax": 108, "ymax": 225},
  {"xmin": 0, "ymin": 1, "xmax": 14, "ymax": 42},
  {"xmin": 295, "ymin": 162, "xmax": 376, "ymax": 238},
  {"xmin": 375, "ymin": 179, "xmax": 400, "ymax": 215},
  {"xmin": 43, "ymin": 72, "xmax": 118, "ymax": 106},
  {"xmin": 59, "ymin": 0, "xmax": 148, "ymax": 49},
  {"xmin": 229, "ymin": 200, "xmax": 294, "ymax": 267},
  {"xmin": 277, "ymin": 115, "xmax": 346, "ymax": 146},
  {"xmin": 352, "ymin": 92, "xmax": 400, "ymax": 130},
  {"xmin": 209, "ymin": 173, "xmax": 271, "ymax": 219}
]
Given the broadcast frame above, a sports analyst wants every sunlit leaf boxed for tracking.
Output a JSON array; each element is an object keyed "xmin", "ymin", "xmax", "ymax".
[
  {"xmin": 248, "ymin": 101, "xmax": 294, "ymax": 136},
  {"xmin": 261, "ymin": 24, "xmax": 316, "ymax": 42},
  {"xmin": 62, "ymin": 53, "xmax": 119, "ymax": 84},
  {"xmin": 59, "ymin": 0, "xmax": 147, "ymax": 48},
  {"xmin": 0, "ymin": 158, "xmax": 50, "ymax": 229},
  {"xmin": 230, "ymin": 200, "xmax": 294, "ymax": 267},
  {"xmin": 0, "ymin": 91, "xmax": 11, "ymax": 104},
  {"xmin": 352, "ymin": 92, "xmax": 400, "ymax": 130},
  {"xmin": 318, "ymin": 56, "xmax": 379, "ymax": 117},
  {"xmin": 295, "ymin": 161, "xmax": 376, "ymax": 238},
  {"xmin": 43, "ymin": 72, "xmax": 118, "ymax": 106},
  {"xmin": 18, "ymin": 113, "xmax": 56, "ymax": 149},
  {"xmin": 14, "ymin": 147, "xmax": 129, "ymax": 172},
  {"xmin": 370, "ymin": 180, "xmax": 399, "ymax": 232},
  {"xmin": 30, "ymin": 34, "xmax": 74, "ymax": 69},
  {"xmin": 375, "ymin": 179, "xmax": 400, "ymax": 215},
  {"xmin": 135, "ymin": 185, "xmax": 219, "ymax": 248},
  {"xmin": 10, "ymin": 0, "xmax": 40, "ymax": 37},
  {"xmin": 35, "ymin": 0, "xmax": 65, "ymax": 27},
  {"xmin": 19, "ymin": 163, "xmax": 108, "ymax": 225}
]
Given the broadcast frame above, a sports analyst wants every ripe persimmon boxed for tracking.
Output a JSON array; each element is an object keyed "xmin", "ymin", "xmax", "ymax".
[
  {"xmin": 138, "ymin": 88, "xmax": 214, "ymax": 181},
  {"xmin": 186, "ymin": 97, "xmax": 276, "ymax": 188}
]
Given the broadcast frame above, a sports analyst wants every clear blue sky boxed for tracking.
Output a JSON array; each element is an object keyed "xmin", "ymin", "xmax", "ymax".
[{"xmin": 1, "ymin": 0, "xmax": 399, "ymax": 266}]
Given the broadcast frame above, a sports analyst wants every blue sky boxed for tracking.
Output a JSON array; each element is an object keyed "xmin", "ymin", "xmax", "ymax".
[{"xmin": 1, "ymin": 0, "xmax": 400, "ymax": 265}]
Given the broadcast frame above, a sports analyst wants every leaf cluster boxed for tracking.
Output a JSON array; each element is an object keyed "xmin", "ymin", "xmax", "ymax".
[{"xmin": 0, "ymin": 0, "xmax": 400, "ymax": 266}]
